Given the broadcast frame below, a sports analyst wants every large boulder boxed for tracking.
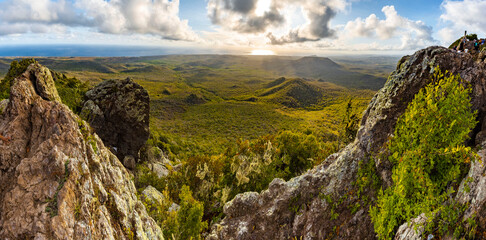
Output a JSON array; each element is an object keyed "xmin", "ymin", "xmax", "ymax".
[
  {"xmin": 0, "ymin": 64, "xmax": 163, "ymax": 239},
  {"xmin": 80, "ymin": 78, "xmax": 150, "ymax": 167},
  {"xmin": 208, "ymin": 46, "xmax": 486, "ymax": 239}
]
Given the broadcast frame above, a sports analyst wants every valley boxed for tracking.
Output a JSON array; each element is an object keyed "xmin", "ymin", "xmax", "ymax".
[{"xmin": 0, "ymin": 55, "xmax": 392, "ymax": 157}]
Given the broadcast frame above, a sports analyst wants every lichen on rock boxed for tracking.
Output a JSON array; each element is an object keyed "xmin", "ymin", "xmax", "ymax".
[
  {"xmin": 80, "ymin": 77, "xmax": 150, "ymax": 168},
  {"xmin": 0, "ymin": 63, "xmax": 163, "ymax": 239}
]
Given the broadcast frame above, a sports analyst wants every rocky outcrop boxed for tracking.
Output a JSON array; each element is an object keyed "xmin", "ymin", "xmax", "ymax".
[
  {"xmin": 208, "ymin": 46, "xmax": 486, "ymax": 239},
  {"xmin": 80, "ymin": 78, "xmax": 150, "ymax": 167},
  {"xmin": 0, "ymin": 64, "xmax": 163, "ymax": 239},
  {"xmin": 0, "ymin": 99, "xmax": 8, "ymax": 114}
]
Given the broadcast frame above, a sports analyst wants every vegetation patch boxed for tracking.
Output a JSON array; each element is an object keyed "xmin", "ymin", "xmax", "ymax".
[
  {"xmin": 0, "ymin": 58, "xmax": 37, "ymax": 99},
  {"xmin": 370, "ymin": 68, "xmax": 477, "ymax": 239},
  {"xmin": 45, "ymin": 160, "xmax": 71, "ymax": 217},
  {"xmin": 52, "ymin": 71, "xmax": 90, "ymax": 113}
]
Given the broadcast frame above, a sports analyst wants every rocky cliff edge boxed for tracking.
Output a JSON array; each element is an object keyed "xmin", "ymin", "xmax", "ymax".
[
  {"xmin": 208, "ymin": 46, "xmax": 486, "ymax": 239},
  {"xmin": 0, "ymin": 63, "xmax": 163, "ymax": 239}
]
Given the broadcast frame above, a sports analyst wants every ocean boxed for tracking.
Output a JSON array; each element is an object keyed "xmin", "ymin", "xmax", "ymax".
[{"xmin": 0, "ymin": 44, "xmax": 221, "ymax": 57}]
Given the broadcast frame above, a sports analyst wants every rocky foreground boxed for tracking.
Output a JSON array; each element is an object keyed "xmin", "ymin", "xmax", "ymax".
[
  {"xmin": 208, "ymin": 46, "xmax": 486, "ymax": 239},
  {"xmin": 0, "ymin": 63, "xmax": 162, "ymax": 239}
]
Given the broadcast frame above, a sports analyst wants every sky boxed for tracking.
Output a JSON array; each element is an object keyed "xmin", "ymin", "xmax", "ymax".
[{"xmin": 0, "ymin": 0, "xmax": 483, "ymax": 56}]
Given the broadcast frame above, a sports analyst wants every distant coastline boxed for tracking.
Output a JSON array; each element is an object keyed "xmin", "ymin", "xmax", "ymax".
[{"xmin": 0, "ymin": 44, "xmax": 225, "ymax": 57}]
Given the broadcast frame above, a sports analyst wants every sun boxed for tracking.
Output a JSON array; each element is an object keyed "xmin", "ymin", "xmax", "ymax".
[{"xmin": 250, "ymin": 49, "xmax": 276, "ymax": 55}]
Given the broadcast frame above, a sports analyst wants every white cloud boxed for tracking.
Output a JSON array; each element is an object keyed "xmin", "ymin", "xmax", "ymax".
[
  {"xmin": 438, "ymin": 0, "xmax": 486, "ymax": 45},
  {"xmin": 344, "ymin": 6, "xmax": 436, "ymax": 50},
  {"xmin": 0, "ymin": 0, "xmax": 198, "ymax": 41},
  {"xmin": 207, "ymin": 0, "xmax": 348, "ymax": 45},
  {"xmin": 441, "ymin": 0, "xmax": 486, "ymax": 33},
  {"xmin": 0, "ymin": 0, "xmax": 84, "ymax": 25}
]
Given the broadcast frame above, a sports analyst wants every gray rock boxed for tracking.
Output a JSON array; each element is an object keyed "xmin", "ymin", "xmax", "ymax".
[
  {"xmin": 141, "ymin": 186, "xmax": 165, "ymax": 206},
  {"xmin": 26, "ymin": 63, "xmax": 62, "ymax": 102},
  {"xmin": 173, "ymin": 164, "xmax": 182, "ymax": 172},
  {"xmin": 0, "ymin": 99, "xmax": 8, "ymax": 115},
  {"xmin": 0, "ymin": 64, "xmax": 163, "ymax": 239},
  {"xmin": 146, "ymin": 146, "xmax": 171, "ymax": 166},
  {"xmin": 394, "ymin": 214, "xmax": 427, "ymax": 240},
  {"xmin": 149, "ymin": 163, "xmax": 169, "ymax": 179},
  {"xmin": 123, "ymin": 155, "xmax": 136, "ymax": 170},
  {"xmin": 169, "ymin": 203, "xmax": 180, "ymax": 212},
  {"xmin": 80, "ymin": 78, "xmax": 150, "ymax": 165}
]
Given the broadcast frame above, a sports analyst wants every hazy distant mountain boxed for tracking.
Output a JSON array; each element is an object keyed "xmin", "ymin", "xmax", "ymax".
[{"xmin": 0, "ymin": 55, "xmax": 388, "ymax": 91}]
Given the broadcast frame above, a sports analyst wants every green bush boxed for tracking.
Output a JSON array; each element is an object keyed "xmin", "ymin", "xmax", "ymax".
[
  {"xmin": 52, "ymin": 72, "xmax": 89, "ymax": 113},
  {"xmin": 340, "ymin": 99, "xmax": 360, "ymax": 146},
  {"xmin": 275, "ymin": 130, "xmax": 319, "ymax": 179},
  {"xmin": 164, "ymin": 185, "xmax": 207, "ymax": 240},
  {"xmin": 370, "ymin": 68, "xmax": 477, "ymax": 239},
  {"xmin": 135, "ymin": 164, "xmax": 167, "ymax": 192},
  {"xmin": 0, "ymin": 58, "xmax": 37, "ymax": 99}
]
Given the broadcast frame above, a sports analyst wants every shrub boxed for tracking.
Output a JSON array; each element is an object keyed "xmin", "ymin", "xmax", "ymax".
[
  {"xmin": 164, "ymin": 185, "xmax": 207, "ymax": 240},
  {"xmin": 275, "ymin": 130, "xmax": 319, "ymax": 179},
  {"xmin": 52, "ymin": 72, "xmax": 89, "ymax": 113},
  {"xmin": 370, "ymin": 68, "xmax": 477, "ymax": 239},
  {"xmin": 0, "ymin": 58, "xmax": 37, "ymax": 99},
  {"xmin": 135, "ymin": 164, "xmax": 166, "ymax": 192}
]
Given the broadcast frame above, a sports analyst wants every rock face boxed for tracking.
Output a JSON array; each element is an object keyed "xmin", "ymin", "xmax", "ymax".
[
  {"xmin": 208, "ymin": 46, "xmax": 486, "ymax": 239},
  {"xmin": 0, "ymin": 64, "xmax": 163, "ymax": 239},
  {"xmin": 80, "ymin": 78, "xmax": 150, "ymax": 166}
]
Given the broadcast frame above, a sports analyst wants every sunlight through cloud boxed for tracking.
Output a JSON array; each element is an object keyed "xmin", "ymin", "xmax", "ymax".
[{"xmin": 250, "ymin": 49, "xmax": 275, "ymax": 55}]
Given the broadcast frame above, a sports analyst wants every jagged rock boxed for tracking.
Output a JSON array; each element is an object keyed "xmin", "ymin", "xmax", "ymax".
[
  {"xmin": 146, "ymin": 146, "xmax": 171, "ymax": 166},
  {"xmin": 479, "ymin": 49, "xmax": 486, "ymax": 63},
  {"xmin": 0, "ymin": 99, "xmax": 8, "ymax": 115},
  {"xmin": 123, "ymin": 155, "xmax": 137, "ymax": 170},
  {"xmin": 27, "ymin": 63, "xmax": 62, "ymax": 102},
  {"xmin": 142, "ymin": 186, "xmax": 165, "ymax": 206},
  {"xmin": 80, "ymin": 78, "xmax": 150, "ymax": 165},
  {"xmin": 454, "ymin": 144, "xmax": 486, "ymax": 235},
  {"xmin": 0, "ymin": 64, "xmax": 163, "ymax": 239},
  {"xmin": 208, "ymin": 46, "xmax": 486, "ymax": 239},
  {"xmin": 394, "ymin": 214, "xmax": 427, "ymax": 240},
  {"xmin": 149, "ymin": 163, "xmax": 169, "ymax": 179},
  {"xmin": 169, "ymin": 203, "xmax": 180, "ymax": 212}
]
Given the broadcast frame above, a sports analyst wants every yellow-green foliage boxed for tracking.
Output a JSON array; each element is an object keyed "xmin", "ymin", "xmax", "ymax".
[
  {"xmin": 276, "ymin": 131, "xmax": 319, "ymax": 178},
  {"xmin": 0, "ymin": 58, "xmax": 37, "ymax": 99},
  {"xmin": 52, "ymin": 72, "xmax": 90, "ymax": 113},
  {"xmin": 135, "ymin": 164, "xmax": 167, "ymax": 191},
  {"xmin": 340, "ymin": 99, "xmax": 360, "ymax": 146},
  {"xmin": 164, "ymin": 186, "xmax": 207, "ymax": 240},
  {"xmin": 370, "ymin": 68, "xmax": 477, "ymax": 239}
]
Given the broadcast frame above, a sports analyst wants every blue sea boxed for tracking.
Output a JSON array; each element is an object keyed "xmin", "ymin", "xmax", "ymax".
[{"xmin": 0, "ymin": 44, "xmax": 224, "ymax": 57}]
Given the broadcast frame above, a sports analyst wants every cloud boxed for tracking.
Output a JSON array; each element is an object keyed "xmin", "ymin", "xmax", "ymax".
[
  {"xmin": 207, "ymin": 0, "xmax": 285, "ymax": 33},
  {"xmin": 441, "ymin": 0, "xmax": 486, "ymax": 32},
  {"xmin": 0, "ymin": 0, "xmax": 198, "ymax": 41},
  {"xmin": 0, "ymin": 0, "xmax": 85, "ymax": 26},
  {"xmin": 207, "ymin": 0, "xmax": 347, "ymax": 44},
  {"xmin": 439, "ymin": 0, "xmax": 486, "ymax": 45},
  {"xmin": 344, "ymin": 6, "xmax": 436, "ymax": 50}
]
